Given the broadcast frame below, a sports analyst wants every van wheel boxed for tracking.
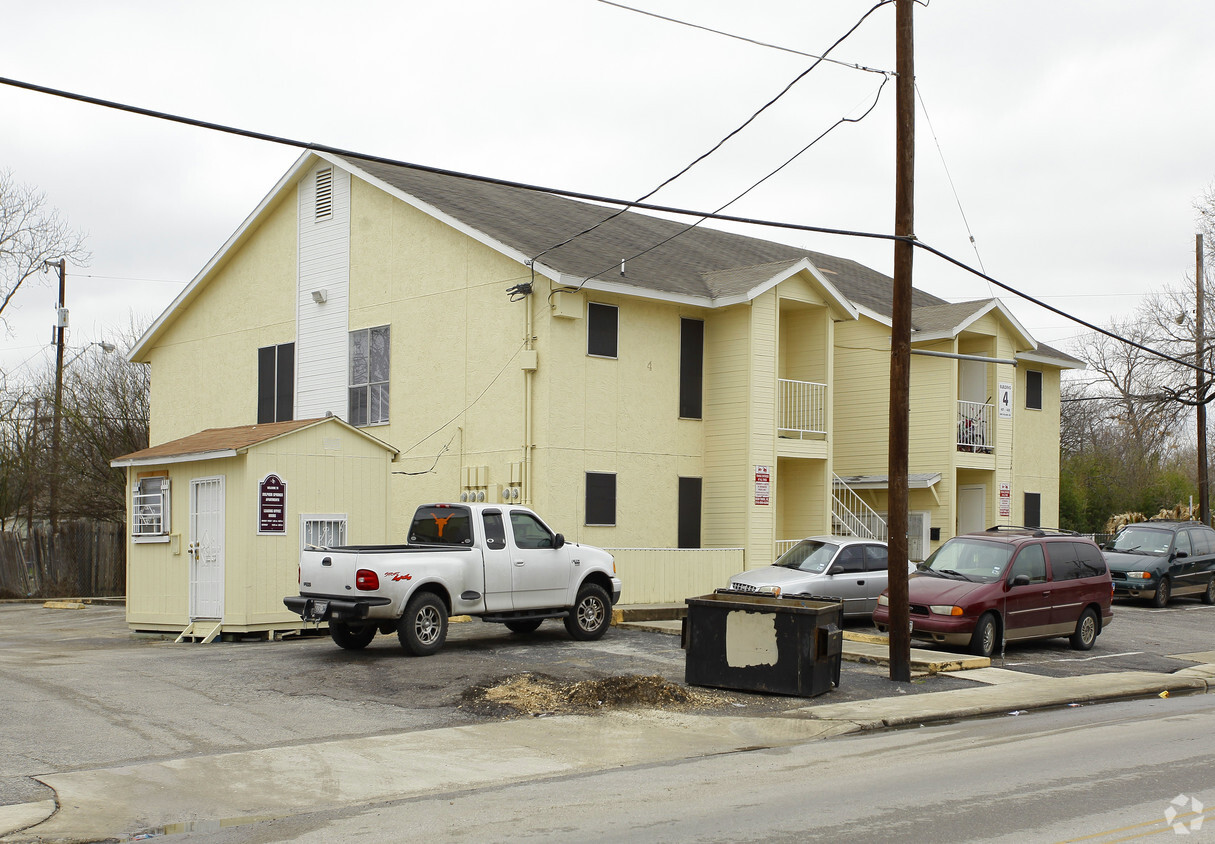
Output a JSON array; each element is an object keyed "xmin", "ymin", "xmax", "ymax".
[
  {"xmin": 505, "ymin": 619, "xmax": 543, "ymax": 634},
  {"xmin": 1202, "ymin": 579, "xmax": 1215, "ymax": 605},
  {"xmin": 1069, "ymin": 608, "xmax": 1098, "ymax": 650},
  {"xmin": 330, "ymin": 621, "xmax": 376, "ymax": 650},
  {"xmin": 1151, "ymin": 576, "xmax": 1171, "ymax": 608},
  {"xmin": 398, "ymin": 592, "xmax": 448, "ymax": 656},
  {"xmin": 564, "ymin": 583, "xmax": 611, "ymax": 641},
  {"xmin": 968, "ymin": 613, "xmax": 998, "ymax": 658}
]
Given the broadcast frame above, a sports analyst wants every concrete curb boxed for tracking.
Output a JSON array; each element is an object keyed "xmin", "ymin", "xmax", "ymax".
[{"xmin": 788, "ymin": 669, "xmax": 1211, "ymax": 729}]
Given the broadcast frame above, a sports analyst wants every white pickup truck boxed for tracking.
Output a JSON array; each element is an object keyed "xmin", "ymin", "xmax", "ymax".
[{"xmin": 284, "ymin": 503, "xmax": 622, "ymax": 656}]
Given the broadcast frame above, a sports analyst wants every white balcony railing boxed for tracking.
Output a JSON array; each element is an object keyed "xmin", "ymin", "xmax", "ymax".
[
  {"xmin": 957, "ymin": 400, "xmax": 993, "ymax": 453},
  {"xmin": 777, "ymin": 379, "xmax": 827, "ymax": 438}
]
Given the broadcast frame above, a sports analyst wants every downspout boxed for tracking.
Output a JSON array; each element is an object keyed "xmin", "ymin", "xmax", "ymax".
[{"xmin": 523, "ymin": 278, "xmax": 535, "ymax": 506}]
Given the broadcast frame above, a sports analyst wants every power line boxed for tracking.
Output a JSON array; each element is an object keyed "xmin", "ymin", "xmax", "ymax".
[
  {"xmin": 595, "ymin": 0, "xmax": 892, "ymax": 75},
  {"xmin": 0, "ymin": 74, "xmax": 1207, "ymax": 377},
  {"xmin": 914, "ymin": 82, "xmax": 987, "ymax": 279},
  {"xmin": 529, "ymin": 0, "xmax": 894, "ymax": 265},
  {"xmin": 574, "ymin": 75, "xmax": 891, "ymax": 289}
]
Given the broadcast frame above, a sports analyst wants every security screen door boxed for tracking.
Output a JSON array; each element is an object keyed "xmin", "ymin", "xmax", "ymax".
[{"xmin": 189, "ymin": 476, "xmax": 225, "ymax": 619}]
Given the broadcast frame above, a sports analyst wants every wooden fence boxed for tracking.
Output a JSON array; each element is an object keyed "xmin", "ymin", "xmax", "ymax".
[{"xmin": 0, "ymin": 521, "xmax": 125, "ymax": 599}]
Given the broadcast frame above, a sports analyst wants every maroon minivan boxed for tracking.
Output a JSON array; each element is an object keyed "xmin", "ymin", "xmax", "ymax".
[{"xmin": 872, "ymin": 526, "xmax": 1113, "ymax": 658}]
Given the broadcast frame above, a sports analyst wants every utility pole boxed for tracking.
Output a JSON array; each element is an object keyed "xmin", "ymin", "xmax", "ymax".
[
  {"xmin": 49, "ymin": 258, "xmax": 66, "ymax": 533},
  {"xmin": 887, "ymin": 0, "xmax": 914, "ymax": 682},
  {"xmin": 1198, "ymin": 234, "xmax": 1209, "ymax": 526}
]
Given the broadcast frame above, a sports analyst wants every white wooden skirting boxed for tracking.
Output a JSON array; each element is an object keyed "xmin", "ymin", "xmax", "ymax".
[{"xmin": 608, "ymin": 548, "xmax": 744, "ymax": 605}]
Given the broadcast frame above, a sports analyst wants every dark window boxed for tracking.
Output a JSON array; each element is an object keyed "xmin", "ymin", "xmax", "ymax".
[
  {"xmin": 409, "ymin": 505, "xmax": 472, "ymax": 546},
  {"xmin": 1046, "ymin": 541, "xmax": 1084, "ymax": 581},
  {"xmin": 1009, "ymin": 544, "xmax": 1047, "ymax": 583},
  {"xmin": 832, "ymin": 546, "xmax": 865, "ymax": 574},
  {"xmin": 1074, "ymin": 542, "xmax": 1108, "ymax": 577},
  {"xmin": 349, "ymin": 326, "xmax": 390, "ymax": 426},
  {"xmin": 679, "ymin": 318, "xmax": 704, "ymax": 419},
  {"xmin": 1026, "ymin": 370, "xmax": 1043, "ymax": 410},
  {"xmin": 510, "ymin": 511, "xmax": 557, "ymax": 549},
  {"xmin": 864, "ymin": 544, "xmax": 889, "ymax": 572},
  {"xmin": 677, "ymin": 477, "xmax": 702, "ymax": 549},
  {"xmin": 257, "ymin": 343, "xmax": 294, "ymax": 424},
  {"xmin": 482, "ymin": 511, "xmax": 506, "ymax": 550},
  {"xmin": 587, "ymin": 303, "xmax": 618, "ymax": 358},
  {"xmin": 1192, "ymin": 528, "xmax": 1215, "ymax": 556},
  {"xmin": 585, "ymin": 472, "xmax": 617, "ymax": 526},
  {"xmin": 1024, "ymin": 492, "xmax": 1041, "ymax": 529}
]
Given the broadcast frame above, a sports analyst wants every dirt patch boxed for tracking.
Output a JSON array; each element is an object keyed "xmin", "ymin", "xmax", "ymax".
[{"xmin": 459, "ymin": 673, "xmax": 736, "ymax": 717}]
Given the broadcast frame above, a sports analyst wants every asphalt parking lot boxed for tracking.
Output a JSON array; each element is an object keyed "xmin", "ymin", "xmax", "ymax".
[{"xmin": 2, "ymin": 596, "xmax": 1211, "ymax": 811}]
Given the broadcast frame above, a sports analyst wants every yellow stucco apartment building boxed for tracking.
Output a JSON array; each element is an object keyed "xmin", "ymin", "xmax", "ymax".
[{"xmin": 112, "ymin": 151, "xmax": 1081, "ymax": 636}]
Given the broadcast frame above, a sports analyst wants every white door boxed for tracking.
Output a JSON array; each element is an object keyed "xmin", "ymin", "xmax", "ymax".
[
  {"xmin": 189, "ymin": 476, "xmax": 225, "ymax": 620},
  {"xmin": 958, "ymin": 485, "xmax": 986, "ymax": 536}
]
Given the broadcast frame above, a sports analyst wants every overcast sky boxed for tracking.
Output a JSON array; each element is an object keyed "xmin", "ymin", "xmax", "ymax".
[{"xmin": 2, "ymin": 0, "xmax": 1213, "ymax": 381}]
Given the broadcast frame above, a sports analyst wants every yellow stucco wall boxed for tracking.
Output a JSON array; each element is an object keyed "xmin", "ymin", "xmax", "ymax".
[
  {"xmin": 146, "ymin": 192, "xmax": 299, "ymax": 443},
  {"xmin": 1013, "ymin": 364, "xmax": 1063, "ymax": 525}
]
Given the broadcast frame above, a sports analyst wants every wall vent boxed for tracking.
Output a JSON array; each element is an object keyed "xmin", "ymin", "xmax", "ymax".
[{"xmin": 315, "ymin": 167, "xmax": 334, "ymax": 220}]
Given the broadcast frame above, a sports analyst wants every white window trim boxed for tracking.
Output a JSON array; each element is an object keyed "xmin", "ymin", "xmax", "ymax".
[
  {"xmin": 301, "ymin": 514, "xmax": 348, "ymax": 550},
  {"xmin": 587, "ymin": 302, "xmax": 619, "ymax": 360},
  {"xmin": 132, "ymin": 476, "xmax": 171, "ymax": 543}
]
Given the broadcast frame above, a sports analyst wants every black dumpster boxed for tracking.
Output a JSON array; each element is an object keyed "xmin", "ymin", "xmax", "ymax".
[{"xmin": 682, "ymin": 591, "xmax": 842, "ymax": 697}]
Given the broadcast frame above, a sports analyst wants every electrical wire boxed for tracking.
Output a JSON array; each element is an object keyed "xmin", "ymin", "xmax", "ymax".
[
  {"xmin": 394, "ymin": 339, "xmax": 527, "ymax": 459},
  {"xmin": 0, "ymin": 75, "xmax": 1208, "ymax": 377},
  {"xmin": 572, "ymin": 75, "xmax": 891, "ymax": 290},
  {"xmin": 595, "ymin": 0, "xmax": 891, "ymax": 75},
  {"xmin": 528, "ymin": 0, "xmax": 894, "ymax": 265},
  {"xmin": 914, "ymin": 82, "xmax": 987, "ymax": 280}
]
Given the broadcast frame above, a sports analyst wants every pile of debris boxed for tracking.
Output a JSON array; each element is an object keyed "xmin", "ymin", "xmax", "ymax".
[{"xmin": 460, "ymin": 673, "xmax": 731, "ymax": 717}]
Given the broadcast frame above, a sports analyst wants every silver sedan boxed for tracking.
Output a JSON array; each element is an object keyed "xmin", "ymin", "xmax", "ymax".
[{"xmin": 728, "ymin": 536, "xmax": 911, "ymax": 617}]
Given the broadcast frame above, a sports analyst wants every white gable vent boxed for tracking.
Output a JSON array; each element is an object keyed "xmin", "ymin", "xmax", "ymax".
[{"xmin": 315, "ymin": 167, "xmax": 334, "ymax": 221}]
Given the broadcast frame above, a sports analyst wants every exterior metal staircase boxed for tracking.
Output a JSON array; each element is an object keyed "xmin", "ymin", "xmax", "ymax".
[{"xmin": 831, "ymin": 474, "xmax": 888, "ymax": 540}]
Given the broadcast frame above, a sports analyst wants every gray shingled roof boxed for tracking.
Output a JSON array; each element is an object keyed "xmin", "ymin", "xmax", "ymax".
[
  {"xmin": 342, "ymin": 156, "xmax": 947, "ymax": 315},
  {"xmin": 910, "ymin": 300, "xmax": 995, "ymax": 333}
]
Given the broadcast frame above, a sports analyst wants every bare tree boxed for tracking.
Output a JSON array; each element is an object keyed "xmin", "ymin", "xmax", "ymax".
[
  {"xmin": 0, "ymin": 169, "xmax": 90, "ymax": 328},
  {"xmin": 0, "ymin": 321, "xmax": 148, "ymax": 529}
]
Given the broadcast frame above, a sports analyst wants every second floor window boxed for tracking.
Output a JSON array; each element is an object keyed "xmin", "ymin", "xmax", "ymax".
[
  {"xmin": 257, "ymin": 342, "xmax": 294, "ymax": 424},
  {"xmin": 349, "ymin": 326, "xmax": 390, "ymax": 426},
  {"xmin": 587, "ymin": 302, "xmax": 618, "ymax": 358},
  {"xmin": 1026, "ymin": 370, "xmax": 1043, "ymax": 410}
]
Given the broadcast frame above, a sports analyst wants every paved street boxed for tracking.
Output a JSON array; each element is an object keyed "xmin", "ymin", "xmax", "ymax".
[{"xmin": 1, "ymin": 597, "xmax": 1212, "ymax": 840}]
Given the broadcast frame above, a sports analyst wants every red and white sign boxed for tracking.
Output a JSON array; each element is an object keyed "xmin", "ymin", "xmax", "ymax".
[
  {"xmin": 755, "ymin": 465, "xmax": 770, "ymax": 506},
  {"xmin": 999, "ymin": 483, "xmax": 1011, "ymax": 518}
]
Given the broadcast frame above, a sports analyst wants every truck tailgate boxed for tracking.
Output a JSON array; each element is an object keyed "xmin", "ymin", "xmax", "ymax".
[{"xmin": 300, "ymin": 549, "xmax": 361, "ymax": 594}]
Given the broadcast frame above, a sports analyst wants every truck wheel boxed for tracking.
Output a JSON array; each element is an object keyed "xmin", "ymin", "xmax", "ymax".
[
  {"xmin": 564, "ymin": 583, "xmax": 611, "ymax": 641},
  {"xmin": 505, "ymin": 619, "xmax": 543, "ymax": 634},
  {"xmin": 397, "ymin": 592, "xmax": 448, "ymax": 656},
  {"xmin": 330, "ymin": 620, "xmax": 376, "ymax": 650}
]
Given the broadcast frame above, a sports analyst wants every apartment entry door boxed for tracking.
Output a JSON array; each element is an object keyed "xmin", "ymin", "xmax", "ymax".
[
  {"xmin": 957, "ymin": 484, "xmax": 986, "ymax": 536},
  {"xmin": 189, "ymin": 476, "xmax": 225, "ymax": 620}
]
